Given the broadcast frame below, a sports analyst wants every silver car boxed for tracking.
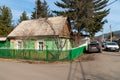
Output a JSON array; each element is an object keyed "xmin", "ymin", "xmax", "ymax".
[{"xmin": 104, "ymin": 42, "xmax": 119, "ymax": 52}]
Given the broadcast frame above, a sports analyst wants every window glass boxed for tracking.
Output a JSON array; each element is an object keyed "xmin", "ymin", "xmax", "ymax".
[
  {"xmin": 39, "ymin": 42, "xmax": 43, "ymax": 50},
  {"xmin": 18, "ymin": 41, "xmax": 22, "ymax": 49}
]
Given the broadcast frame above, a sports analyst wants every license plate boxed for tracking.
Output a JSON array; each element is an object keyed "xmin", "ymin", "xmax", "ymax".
[
  {"xmin": 111, "ymin": 48, "xmax": 115, "ymax": 50},
  {"xmin": 92, "ymin": 47, "xmax": 96, "ymax": 49}
]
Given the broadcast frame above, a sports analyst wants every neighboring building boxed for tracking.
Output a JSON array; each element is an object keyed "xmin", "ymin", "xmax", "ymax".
[
  {"xmin": 7, "ymin": 16, "xmax": 73, "ymax": 50},
  {"xmin": 0, "ymin": 37, "xmax": 10, "ymax": 49},
  {"xmin": 0, "ymin": 37, "xmax": 7, "ymax": 42}
]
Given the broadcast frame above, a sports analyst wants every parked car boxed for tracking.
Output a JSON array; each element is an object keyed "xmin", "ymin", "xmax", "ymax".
[
  {"xmin": 104, "ymin": 42, "xmax": 119, "ymax": 52},
  {"xmin": 87, "ymin": 42, "xmax": 102, "ymax": 53},
  {"xmin": 102, "ymin": 42, "xmax": 106, "ymax": 48}
]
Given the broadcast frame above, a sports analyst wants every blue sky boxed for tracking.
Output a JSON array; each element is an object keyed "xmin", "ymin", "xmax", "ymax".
[{"xmin": 0, "ymin": 0, "xmax": 120, "ymax": 36}]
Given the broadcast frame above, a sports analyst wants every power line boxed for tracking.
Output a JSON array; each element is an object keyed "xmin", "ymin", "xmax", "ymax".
[{"xmin": 107, "ymin": 0, "xmax": 118, "ymax": 6}]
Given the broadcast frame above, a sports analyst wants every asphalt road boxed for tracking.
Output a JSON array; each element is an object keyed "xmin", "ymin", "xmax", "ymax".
[
  {"xmin": 0, "ymin": 51, "xmax": 120, "ymax": 80},
  {"xmin": 85, "ymin": 51, "xmax": 120, "ymax": 80}
]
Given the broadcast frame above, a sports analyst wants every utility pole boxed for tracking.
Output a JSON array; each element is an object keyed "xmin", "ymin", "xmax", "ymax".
[
  {"xmin": 102, "ymin": 28, "xmax": 104, "ymax": 42},
  {"xmin": 107, "ymin": 0, "xmax": 118, "ymax": 42},
  {"xmin": 110, "ymin": 25, "xmax": 112, "ymax": 42}
]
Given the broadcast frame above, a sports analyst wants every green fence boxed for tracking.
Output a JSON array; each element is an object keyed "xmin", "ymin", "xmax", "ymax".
[{"xmin": 0, "ymin": 46, "xmax": 86, "ymax": 61}]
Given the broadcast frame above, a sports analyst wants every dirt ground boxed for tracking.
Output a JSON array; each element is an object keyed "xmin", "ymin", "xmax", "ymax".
[{"xmin": 0, "ymin": 51, "xmax": 120, "ymax": 80}]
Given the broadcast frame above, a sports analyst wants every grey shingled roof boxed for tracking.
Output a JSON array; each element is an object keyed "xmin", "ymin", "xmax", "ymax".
[{"xmin": 8, "ymin": 16, "xmax": 67, "ymax": 38}]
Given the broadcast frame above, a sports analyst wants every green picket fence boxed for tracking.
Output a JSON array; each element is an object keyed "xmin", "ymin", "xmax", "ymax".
[{"xmin": 0, "ymin": 46, "xmax": 86, "ymax": 61}]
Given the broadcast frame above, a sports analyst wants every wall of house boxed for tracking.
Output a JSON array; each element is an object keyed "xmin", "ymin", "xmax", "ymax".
[
  {"xmin": 45, "ymin": 38, "xmax": 72, "ymax": 50},
  {"xmin": 45, "ymin": 39, "xmax": 58, "ymax": 50},
  {"xmin": 24, "ymin": 40, "xmax": 35, "ymax": 49},
  {"xmin": 10, "ymin": 39, "xmax": 35, "ymax": 49},
  {"xmin": 9, "ymin": 38, "xmax": 72, "ymax": 50}
]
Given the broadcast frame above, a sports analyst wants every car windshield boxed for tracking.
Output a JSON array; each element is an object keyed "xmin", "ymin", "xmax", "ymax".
[
  {"xmin": 106, "ymin": 42, "xmax": 117, "ymax": 45},
  {"xmin": 90, "ymin": 43, "xmax": 99, "ymax": 47}
]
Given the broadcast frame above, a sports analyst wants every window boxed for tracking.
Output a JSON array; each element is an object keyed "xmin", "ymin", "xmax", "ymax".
[
  {"xmin": 18, "ymin": 41, "xmax": 22, "ymax": 49},
  {"xmin": 38, "ymin": 42, "xmax": 43, "ymax": 50}
]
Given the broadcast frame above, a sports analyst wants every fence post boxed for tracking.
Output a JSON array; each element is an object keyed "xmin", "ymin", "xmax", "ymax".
[
  {"xmin": 28, "ymin": 50, "xmax": 31, "ymax": 59},
  {"xmin": 57, "ymin": 50, "xmax": 60, "ymax": 60},
  {"xmin": 46, "ymin": 46, "xmax": 48, "ymax": 61}
]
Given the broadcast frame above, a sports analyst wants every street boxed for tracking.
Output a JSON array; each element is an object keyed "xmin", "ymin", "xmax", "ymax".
[{"xmin": 0, "ymin": 51, "xmax": 120, "ymax": 80}]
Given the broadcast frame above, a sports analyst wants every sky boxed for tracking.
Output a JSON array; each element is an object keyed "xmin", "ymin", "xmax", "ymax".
[{"xmin": 0, "ymin": 0, "xmax": 120, "ymax": 36}]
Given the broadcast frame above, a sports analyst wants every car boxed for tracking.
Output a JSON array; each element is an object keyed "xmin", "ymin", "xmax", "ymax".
[
  {"xmin": 104, "ymin": 42, "xmax": 119, "ymax": 52},
  {"xmin": 87, "ymin": 42, "xmax": 102, "ymax": 53},
  {"xmin": 102, "ymin": 42, "xmax": 106, "ymax": 48}
]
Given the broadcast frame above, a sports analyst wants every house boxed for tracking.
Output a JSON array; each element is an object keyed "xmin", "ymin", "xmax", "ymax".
[
  {"xmin": 7, "ymin": 16, "xmax": 73, "ymax": 50},
  {"xmin": 0, "ymin": 37, "xmax": 10, "ymax": 49}
]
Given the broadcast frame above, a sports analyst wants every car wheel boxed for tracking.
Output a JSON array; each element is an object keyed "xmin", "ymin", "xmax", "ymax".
[
  {"xmin": 98, "ymin": 49, "xmax": 102, "ymax": 53},
  {"xmin": 100, "ymin": 50, "xmax": 102, "ymax": 53}
]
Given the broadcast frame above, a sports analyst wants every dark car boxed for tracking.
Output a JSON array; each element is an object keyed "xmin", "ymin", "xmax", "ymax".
[{"xmin": 87, "ymin": 42, "xmax": 102, "ymax": 53}]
